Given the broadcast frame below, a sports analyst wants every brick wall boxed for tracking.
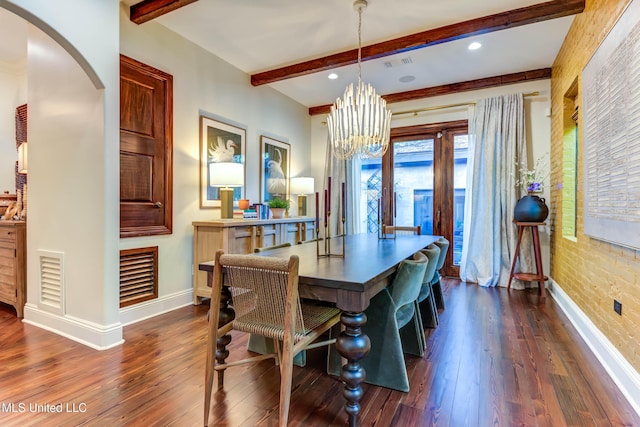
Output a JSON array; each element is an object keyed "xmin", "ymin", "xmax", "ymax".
[{"xmin": 551, "ymin": 0, "xmax": 640, "ymax": 371}]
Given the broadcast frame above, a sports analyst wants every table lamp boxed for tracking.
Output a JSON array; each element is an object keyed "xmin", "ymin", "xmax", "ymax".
[
  {"xmin": 209, "ymin": 162, "xmax": 244, "ymax": 219},
  {"xmin": 290, "ymin": 177, "xmax": 314, "ymax": 216}
]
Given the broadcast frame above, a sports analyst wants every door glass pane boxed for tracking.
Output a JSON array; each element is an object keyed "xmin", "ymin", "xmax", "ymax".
[
  {"xmin": 453, "ymin": 134, "xmax": 469, "ymax": 265},
  {"xmin": 360, "ymin": 157, "xmax": 382, "ymax": 233},
  {"xmin": 394, "ymin": 140, "xmax": 434, "ymax": 234}
]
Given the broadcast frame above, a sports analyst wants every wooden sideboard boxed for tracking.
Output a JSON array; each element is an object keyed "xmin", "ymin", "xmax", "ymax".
[
  {"xmin": 192, "ymin": 217, "xmax": 316, "ymax": 304},
  {"xmin": 0, "ymin": 221, "xmax": 26, "ymax": 317}
]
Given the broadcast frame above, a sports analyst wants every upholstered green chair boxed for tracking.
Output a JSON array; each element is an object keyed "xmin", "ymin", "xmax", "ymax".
[
  {"xmin": 418, "ymin": 244, "xmax": 441, "ymax": 328},
  {"xmin": 327, "ymin": 251, "xmax": 428, "ymax": 392},
  {"xmin": 431, "ymin": 237, "xmax": 450, "ymax": 310}
]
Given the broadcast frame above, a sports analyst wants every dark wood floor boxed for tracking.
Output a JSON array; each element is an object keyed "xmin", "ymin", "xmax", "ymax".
[{"xmin": 0, "ymin": 279, "xmax": 638, "ymax": 427}]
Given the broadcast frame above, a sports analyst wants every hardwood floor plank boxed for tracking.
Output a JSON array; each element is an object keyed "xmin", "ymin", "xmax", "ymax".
[{"xmin": 1, "ymin": 281, "xmax": 639, "ymax": 426}]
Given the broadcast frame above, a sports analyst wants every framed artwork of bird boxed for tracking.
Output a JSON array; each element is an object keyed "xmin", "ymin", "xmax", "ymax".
[
  {"xmin": 199, "ymin": 114, "xmax": 246, "ymax": 208},
  {"xmin": 260, "ymin": 135, "xmax": 290, "ymax": 205}
]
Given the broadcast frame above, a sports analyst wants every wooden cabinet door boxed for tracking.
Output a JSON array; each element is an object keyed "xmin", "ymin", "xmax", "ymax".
[{"xmin": 120, "ymin": 55, "xmax": 173, "ymax": 237}]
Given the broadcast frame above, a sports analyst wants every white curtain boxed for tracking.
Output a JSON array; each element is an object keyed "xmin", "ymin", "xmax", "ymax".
[
  {"xmin": 459, "ymin": 93, "xmax": 531, "ymax": 287},
  {"xmin": 322, "ymin": 136, "xmax": 361, "ymax": 236}
]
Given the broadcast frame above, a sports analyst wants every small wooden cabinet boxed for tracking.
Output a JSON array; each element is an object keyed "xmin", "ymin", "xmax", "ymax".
[
  {"xmin": 192, "ymin": 217, "xmax": 315, "ymax": 304},
  {"xmin": 0, "ymin": 221, "xmax": 26, "ymax": 317}
]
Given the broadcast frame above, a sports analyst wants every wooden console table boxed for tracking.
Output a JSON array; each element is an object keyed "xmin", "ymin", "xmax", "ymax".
[
  {"xmin": 192, "ymin": 217, "xmax": 315, "ymax": 304},
  {"xmin": 508, "ymin": 221, "xmax": 547, "ymax": 299},
  {"xmin": 0, "ymin": 221, "xmax": 26, "ymax": 317}
]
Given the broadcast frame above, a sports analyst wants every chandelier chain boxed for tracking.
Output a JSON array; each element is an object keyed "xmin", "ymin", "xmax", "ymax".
[{"xmin": 357, "ymin": 6, "xmax": 362, "ymax": 84}]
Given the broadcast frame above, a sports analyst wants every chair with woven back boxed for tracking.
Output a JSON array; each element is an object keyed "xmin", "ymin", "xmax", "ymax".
[
  {"xmin": 204, "ymin": 250, "xmax": 341, "ymax": 427},
  {"xmin": 204, "ymin": 243, "xmax": 294, "ymax": 322},
  {"xmin": 383, "ymin": 225, "xmax": 421, "ymax": 235},
  {"xmin": 250, "ymin": 241, "xmax": 306, "ymax": 366}
]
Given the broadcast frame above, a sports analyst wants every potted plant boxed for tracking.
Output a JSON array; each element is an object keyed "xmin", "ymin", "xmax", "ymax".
[
  {"xmin": 513, "ymin": 156, "xmax": 549, "ymax": 222},
  {"xmin": 268, "ymin": 197, "xmax": 289, "ymax": 219}
]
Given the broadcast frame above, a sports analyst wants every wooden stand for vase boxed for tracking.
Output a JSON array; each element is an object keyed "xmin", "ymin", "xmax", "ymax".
[{"xmin": 508, "ymin": 221, "xmax": 547, "ymax": 300}]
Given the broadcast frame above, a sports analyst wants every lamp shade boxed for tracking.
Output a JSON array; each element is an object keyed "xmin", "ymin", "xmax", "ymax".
[
  {"xmin": 209, "ymin": 162, "xmax": 243, "ymax": 187},
  {"xmin": 290, "ymin": 177, "xmax": 314, "ymax": 195}
]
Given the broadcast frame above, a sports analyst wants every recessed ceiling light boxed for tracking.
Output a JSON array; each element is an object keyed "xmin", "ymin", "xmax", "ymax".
[
  {"xmin": 468, "ymin": 42, "xmax": 482, "ymax": 50},
  {"xmin": 399, "ymin": 75, "xmax": 415, "ymax": 83},
  {"xmin": 328, "ymin": 73, "xmax": 338, "ymax": 80}
]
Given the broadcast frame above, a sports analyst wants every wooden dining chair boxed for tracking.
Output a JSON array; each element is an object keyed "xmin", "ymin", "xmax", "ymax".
[
  {"xmin": 205, "ymin": 242, "xmax": 293, "ymax": 323},
  {"xmin": 250, "ymin": 241, "xmax": 304, "ymax": 366},
  {"xmin": 204, "ymin": 251, "xmax": 341, "ymax": 427},
  {"xmin": 383, "ymin": 225, "xmax": 421, "ymax": 235},
  {"xmin": 327, "ymin": 251, "xmax": 428, "ymax": 392}
]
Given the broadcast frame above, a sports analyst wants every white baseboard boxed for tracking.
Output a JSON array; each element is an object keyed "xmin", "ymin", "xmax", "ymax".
[
  {"xmin": 21, "ymin": 289, "xmax": 194, "ymax": 350},
  {"xmin": 119, "ymin": 288, "xmax": 193, "ymax": 326},
  {"xmin": 549, "ymin": 279, "xmax": 640, "ymax": 417},
  {"xmin": 23, "ymin": 303, "xmax": 124, "ymax": 350}
]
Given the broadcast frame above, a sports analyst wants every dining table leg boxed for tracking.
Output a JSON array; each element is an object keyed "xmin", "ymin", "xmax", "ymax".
[
  {"xmin": 216, "ymin": 285, "xmax": 235, "ymax": 389},
  {"xmin": 336, "ymin": 311, "xmax": 371, "ymax": 427}
]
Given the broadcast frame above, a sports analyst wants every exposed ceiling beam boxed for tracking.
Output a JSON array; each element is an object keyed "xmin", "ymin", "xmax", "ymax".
[
  {"xmin": 130, "ymin": 0, "xmax": 199, "ymax": 25},
  {"xmin": 308, "ymin": 68, "xmax": 552, "ymax": 116},
  {"xmin": 251, "ymin": 0, "xmax": 583, "ymax": 86}
]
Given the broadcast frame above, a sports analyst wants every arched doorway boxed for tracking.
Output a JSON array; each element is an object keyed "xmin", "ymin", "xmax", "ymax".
[{"xmin": 0, "ymin": 2, "xmax": 122, "ymax": 350}]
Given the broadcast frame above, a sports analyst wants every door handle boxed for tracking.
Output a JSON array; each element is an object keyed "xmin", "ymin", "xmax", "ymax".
[
  {"xmin": 153, "ymin": 202, "xmax": 163, "ymax": 208},
  {"xmin": 436, "ymin": 208, "xmax": 441, "ymax": 229}
]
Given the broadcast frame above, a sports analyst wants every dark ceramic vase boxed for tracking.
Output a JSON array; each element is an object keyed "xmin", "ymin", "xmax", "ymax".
[{"xmin": 514, "ymin": 194, "xmax": 549, "ymax": 222}]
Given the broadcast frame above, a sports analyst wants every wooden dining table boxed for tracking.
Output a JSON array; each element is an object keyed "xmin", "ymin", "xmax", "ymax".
[{"xmin": 199, "ymin": 232, "xmax": 439, "ymax": 427}]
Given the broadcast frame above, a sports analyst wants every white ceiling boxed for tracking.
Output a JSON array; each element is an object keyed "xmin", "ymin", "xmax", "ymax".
[
  {"xmin": 131, "ymin": 0, "xmax": 575, "ymax": 108},
  {"xmin": 0, "ymin": 1, "xmax": 575, "ymax": 108}
]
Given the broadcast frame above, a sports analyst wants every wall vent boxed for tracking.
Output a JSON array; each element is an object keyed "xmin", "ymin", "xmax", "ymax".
[
  {"xmin": 120, "ymin": 246, "xmax": 158, "ymax": 307},
  {"xmin": 39, "ymin": 250, "xmax": 64, "ymax": 314}
]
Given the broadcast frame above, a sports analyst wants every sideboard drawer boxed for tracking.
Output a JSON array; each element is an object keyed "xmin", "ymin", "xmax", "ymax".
[{"xmin": 0, "ymin": 228, "xmax": 17, "ymax": 243}]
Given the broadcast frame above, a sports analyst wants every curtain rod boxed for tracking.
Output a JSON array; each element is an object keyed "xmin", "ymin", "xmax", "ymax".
[{"xmin": 392, "ymin": 91, "xmax": 540, "ymax": 117}]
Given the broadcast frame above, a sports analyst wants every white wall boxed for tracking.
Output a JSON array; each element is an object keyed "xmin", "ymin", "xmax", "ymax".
[
  {"xmin": 311, "ymin": 79, "xmax": 552, "ymax": 277},
  {"xmin": 119, "ymin": 4, "xmax": 311, "ymax": 322},
  {"xmin": 0, "ymin": 62, "xmax": 26, "ymax": 192},
  {"xmin": 5, "ymin": 0, "xmax": 122, "ymax": 349}
]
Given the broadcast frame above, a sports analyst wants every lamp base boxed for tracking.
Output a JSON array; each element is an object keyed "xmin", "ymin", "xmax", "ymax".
[
  {"xmin": 220, "ymin": 188, "xmax": 234, "ymax": 219},
  {"xmin": 298, "ymin": 194, "xmax": 307, "ymax": 216}
]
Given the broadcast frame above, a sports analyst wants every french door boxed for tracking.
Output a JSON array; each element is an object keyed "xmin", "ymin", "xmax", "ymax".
[{"xmin": 360, "ymin": 120, "xmax": 468, "ymax": 277}]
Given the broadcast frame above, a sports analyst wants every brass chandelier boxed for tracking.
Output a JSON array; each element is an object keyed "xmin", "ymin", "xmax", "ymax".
[{"xmin": 327, "ymin": 0, "xmax": 392, "ymax": 159}]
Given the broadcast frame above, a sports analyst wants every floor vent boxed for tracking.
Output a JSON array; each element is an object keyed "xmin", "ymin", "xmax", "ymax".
[
  {"xmin": 120, "ymin": 246, "xmax": 158, "ymax": 308},
  {"xmin": 39, "ymin": 250, "xmax": 64, "ymax": 314}
]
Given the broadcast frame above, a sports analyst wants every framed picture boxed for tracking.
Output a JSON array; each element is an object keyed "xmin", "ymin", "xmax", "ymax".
[
  {"xmin": 200, "ymin": 115, "xmax": 246, "ymax": 208},
  {"xmin": 260, "ymin": 135, "xmax": 290, "ymax": 203}
]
